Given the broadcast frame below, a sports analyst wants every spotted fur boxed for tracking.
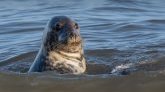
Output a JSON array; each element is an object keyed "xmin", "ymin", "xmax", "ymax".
[{"xmin": 28, "ymin": 16, "xmax": 86, "ymax": 74}]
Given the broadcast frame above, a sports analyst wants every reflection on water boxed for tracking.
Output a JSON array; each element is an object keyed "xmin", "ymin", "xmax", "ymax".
[{"xmin": 0, "ymin": 0, "xmax": 165, "ymax": 91}]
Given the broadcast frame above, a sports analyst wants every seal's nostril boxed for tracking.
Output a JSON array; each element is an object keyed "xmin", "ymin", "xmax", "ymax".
[{"xmin": 69, "ymin": 32, "xmax": 78, "ymax": 38}]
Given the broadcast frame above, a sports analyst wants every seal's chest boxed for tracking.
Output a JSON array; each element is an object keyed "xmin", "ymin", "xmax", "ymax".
[
  {"xmin": 44, "ymin": 51, "xmax": 86, "ymax": 74},
  {"xmin": 45, "ymin": 60, "xmax": 82, "ymax": 74}
]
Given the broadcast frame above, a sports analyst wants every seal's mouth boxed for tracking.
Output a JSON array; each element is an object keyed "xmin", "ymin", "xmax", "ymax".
[
  {"xmin": 53, "ymin": 33, "xmax": 82, "ymax": 52},
  {"xmin": 58, "ymin": 31, "xmax": 82, "ymax": 46},
  {"xmin": 67, "ymin": 35, "xmax": 82, "ymax": 45}
]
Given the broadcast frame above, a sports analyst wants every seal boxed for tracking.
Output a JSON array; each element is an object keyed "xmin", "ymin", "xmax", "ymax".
[{"xmin": 28, "ymin": 16, "xmax": 86, "ymax": 74}]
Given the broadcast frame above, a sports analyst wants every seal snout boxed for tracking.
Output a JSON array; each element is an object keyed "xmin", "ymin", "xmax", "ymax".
[
  {"xmin": 58, "ymin": 29, "xmax": 81, "ymax": 44},
  {"xmin": 67, "ymin": 30, "xmax": 81, "ymax": 43},
  {"xmin": 57, "ymin": 23, "xmax": 81, "ymax": 44}
]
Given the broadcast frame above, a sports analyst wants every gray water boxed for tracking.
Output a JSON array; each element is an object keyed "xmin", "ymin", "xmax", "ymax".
[{"xmin": 0, "ymin": 0, "xmax": 165, "ymax": 92}]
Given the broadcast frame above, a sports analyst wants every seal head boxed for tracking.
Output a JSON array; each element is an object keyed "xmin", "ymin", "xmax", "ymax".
[
  {"xmin": 45, "ymin": 16, "xmax": 82, "ymax": 53},
  {"xmin": 29, "ymin": 16, "xmax": 86, "ymax": 74}
]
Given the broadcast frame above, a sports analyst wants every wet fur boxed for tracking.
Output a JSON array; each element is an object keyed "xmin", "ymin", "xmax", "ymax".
[{"xmin": 28, "ymin": 16, "xmax": 86, "ymax": 74}]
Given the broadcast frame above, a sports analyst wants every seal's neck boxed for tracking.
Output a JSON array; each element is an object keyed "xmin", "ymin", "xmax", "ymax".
[
  {"xmin": 47, "ymin": 49, "xmax": 86, "ymax": 74},
  {"xmin": 48, "ymin": 49, "xmax": 83, "ymax": 62}
]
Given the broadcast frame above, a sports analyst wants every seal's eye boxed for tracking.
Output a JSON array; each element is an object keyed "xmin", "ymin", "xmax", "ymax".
[
  {"xmin": 56, "ymin": 23, "xmax": 61, "ymax": 31},
  {"xmin": 53, "ymin": 23, "xmax": 62, "ymax": 32},
  {"xmin": 74, "ymin": 23, "xmax": 79, "ymax": 29}
]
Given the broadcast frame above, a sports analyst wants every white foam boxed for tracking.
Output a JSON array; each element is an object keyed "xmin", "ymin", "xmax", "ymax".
[{"xmin": 111, "ymin": 63, "xmax": 134, "ymax": 74}]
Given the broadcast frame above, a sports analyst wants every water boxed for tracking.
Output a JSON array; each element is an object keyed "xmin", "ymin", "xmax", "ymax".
[{"xmin": 0, "ymin": 0, "xmax": 165, "ymax": 92}]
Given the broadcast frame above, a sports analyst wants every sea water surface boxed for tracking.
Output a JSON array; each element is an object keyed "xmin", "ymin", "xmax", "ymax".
[{"xmin": 0, "ymin": 0, "xmax": 165, "ymax": 92}]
